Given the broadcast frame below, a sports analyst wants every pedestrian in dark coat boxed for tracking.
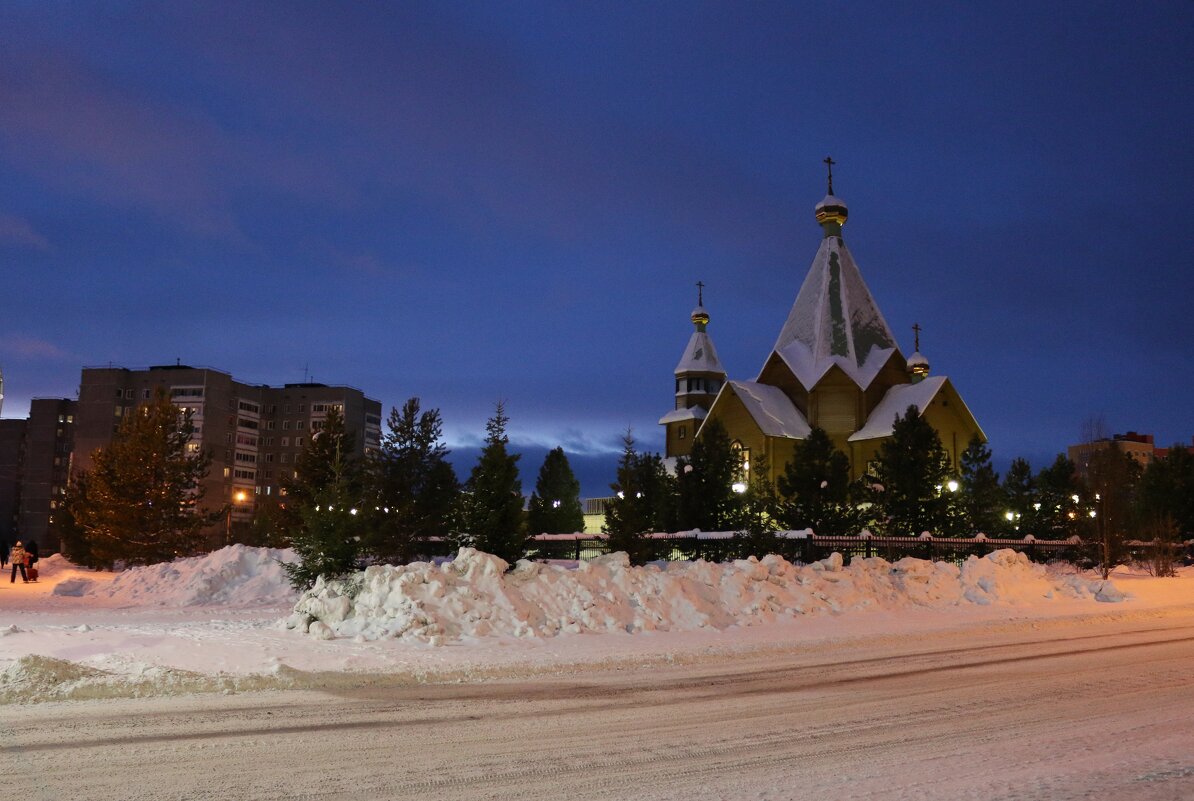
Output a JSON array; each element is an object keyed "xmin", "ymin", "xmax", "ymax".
[{"xmin": 0, "ymin": 539, "xmax": 7, "ymax": 568}]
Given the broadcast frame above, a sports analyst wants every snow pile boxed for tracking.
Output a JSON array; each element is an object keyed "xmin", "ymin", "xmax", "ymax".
[
  {"xmin": 54, "ymin": 545, "xmax": 298, "ymax": 606},
  {"xmin": 286, "ymin": 547, "xmax": 1126, "ymax": 643}
]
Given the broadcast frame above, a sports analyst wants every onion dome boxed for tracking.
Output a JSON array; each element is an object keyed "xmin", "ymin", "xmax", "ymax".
[
  {"xmin": 815, "ymin": 194, "xmax": 848, "ymax": 237},
  {"xmin": 907, "ymin": 351, "xmax": 930, "ymax": 382},
  {"xmin": 691, "ymin": 305, "xmax": 710, "ymax": 331}
]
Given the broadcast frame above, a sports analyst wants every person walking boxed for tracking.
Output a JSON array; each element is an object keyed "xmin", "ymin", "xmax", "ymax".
[
  {"xmin": 1, "ymin": 539, "xmax": 8, "ymax": 569},
  {"xmin": 9, "ymin": 540, "xmax": 27, "ymax": 583}
]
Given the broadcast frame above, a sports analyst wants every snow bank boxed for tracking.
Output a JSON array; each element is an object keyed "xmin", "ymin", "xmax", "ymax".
[
  {"xmin": 53, "ymin": 545, "xmax": 298, "ymax": 606},
  {"xmin": 286, "ymin": 548, "xmax": 1125, "ymax": 643}
]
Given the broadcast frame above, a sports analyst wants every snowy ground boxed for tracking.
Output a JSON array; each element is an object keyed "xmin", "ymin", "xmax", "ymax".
[
  {"xmin": 3, "ymin": 547, "xmax": 1194, "ymax": 799},
  {"xmin": 0, "ymin": 545, "xmax": 1190, "ymax": 702}
]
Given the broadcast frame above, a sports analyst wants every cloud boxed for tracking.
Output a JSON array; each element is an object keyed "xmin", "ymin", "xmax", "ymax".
[
  {"xmin": 0, "ymin": 214, "xmax": 51, "ymax": 251},
  {"xmin": 444, "ymin": 425, "xmax": 627, "ymax": 457},
  {"xmin": 0, "ymin": 49, "xmax": 355, "ymax": 242},
  {"xmin": 0, "ymin": 336, "xmax": 79, "ymax": 363}
]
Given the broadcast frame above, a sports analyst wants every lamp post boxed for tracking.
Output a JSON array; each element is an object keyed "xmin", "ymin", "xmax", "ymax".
[{"xmin": 226, "ymin": 489, "xmax": 247, "ymax": 545}]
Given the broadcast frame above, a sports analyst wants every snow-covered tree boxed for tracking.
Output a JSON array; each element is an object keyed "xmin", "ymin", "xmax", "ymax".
[{"xmin": 527, "ymin": 447, "xmax": 584, "ymax": 535}]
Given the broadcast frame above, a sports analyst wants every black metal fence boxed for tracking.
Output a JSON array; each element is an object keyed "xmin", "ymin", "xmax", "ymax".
[{"xmin": 415, "ymin": 533, "xmax": 1192, "ymax": 568}]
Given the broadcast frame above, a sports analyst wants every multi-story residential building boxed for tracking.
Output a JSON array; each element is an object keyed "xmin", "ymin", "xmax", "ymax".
[
  {"xmin": 17, "ymin": 399, "xmax": 77, "ymax": 547},
  {"xmin": 0, "ymin": 418, "xmax": 27, "ymax": 545},
  {"xmin": 71, "ymin": 365, "xmax": 381, "ymax": 543},
  {"xmin": 1068, "ymin": 431, "xmax": 1193, "ymax": 479}
]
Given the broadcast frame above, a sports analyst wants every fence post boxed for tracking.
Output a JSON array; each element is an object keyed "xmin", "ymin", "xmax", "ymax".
[{"xmin": 865, "ymin": 538, "xmax": 873, "ymax": 559}]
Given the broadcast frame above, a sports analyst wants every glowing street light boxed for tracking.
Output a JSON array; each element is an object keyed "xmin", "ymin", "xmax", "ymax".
[
  {"xmin": 946, "ymin": 479, "xmax": 959, "ymax": 493},
  {"xmin": 731, "ymin": 482, "xmax": 747, "ymax": 494}
]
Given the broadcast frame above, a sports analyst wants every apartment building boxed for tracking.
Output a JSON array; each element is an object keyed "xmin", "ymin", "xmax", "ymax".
[{"xmin": 72, "ymin": 365, "xmax": 381, "ymax": 539}]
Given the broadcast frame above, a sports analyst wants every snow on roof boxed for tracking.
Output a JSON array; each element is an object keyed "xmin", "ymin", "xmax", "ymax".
[
  {"xmin": 848, "ymin": 376, "xmax": 947, "ymax": 441},
  {"xmin": 722, "ymin": 380, "xmax": 810, "ymax": 439},
  {"xmin": 815, "ymin": 194, "xmax": 847, "ymax": 210},
  {"xmin": 658, "ymin": 407, "xmax": 708, "ymax": 425},
  {"xmin": 674, "ymin": 330, "xmax": 725, "ymax": 376},
  {"xmin": 906, "ymin": 351, "xmax": 929, "ymax": 367},
  {"xmin": 765, "ymin": 235, "xmax": 898, "ymax": 390},
  {"xmin": 776, "ymin": 339, "xmax": 898, "ymax": 391}
]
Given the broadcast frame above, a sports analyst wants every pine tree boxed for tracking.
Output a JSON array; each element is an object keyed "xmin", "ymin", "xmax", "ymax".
[
  {"xmin": 959, "ymin": 435, "xmax": 1001, "ymax": 535},
  {"xmin": 365, "ymin": 398, "xmax": 459, "ymax": 563},
  {"xmin": 1032, "ymin": 455, "xmax": 1082, "ymax": 539},
  {"xmin": 732, "ymin": 457, "xmax": 783, "ymax": 558},
  {"xmin": 56, "ymin": 472, "xmax": 97, "ymax": 567},
  {"xmin": 675, "ymin": 419, "xmax": 739, "ymax": 532},
  {"xmin": 1138, "ymin": 446, "xmax": 1194, "ymax": 537},
  {"xmin": 604, "ymin": 431, "xmax": 675, "ymax": 564},
  {"xmin": 776, "ymin": 426, "xmax": 858, "ymax": 534},
  {"xmin": 1085, "ymin": 444, "xmax": 1142, "ymax": 579},
  {"xmin": 527, "ymin": 447, "xmax": 584, "ymax": 535},
  {"xmin": 455, "ymin": 402, "xmax": 526, "ymax": 565},
  {"xmin": 68, "ymin": 387, "xmax": 222, "ymax": 566},
  {"xmin": 1000, "ymin": 457, "xmax": 1034, "ymax": 534},
  {"xmin": 282, "ymin": 407, "xmax": 365, "ymax": 589},
  {"xmin": 873, "ymin": 405, "xmax": 951, "ymax": 536}
]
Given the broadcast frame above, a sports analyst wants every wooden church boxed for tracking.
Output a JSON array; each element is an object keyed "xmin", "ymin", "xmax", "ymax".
[{"xmin": 660, "ymin": 170, "xmax": 984, "ymax": 485}]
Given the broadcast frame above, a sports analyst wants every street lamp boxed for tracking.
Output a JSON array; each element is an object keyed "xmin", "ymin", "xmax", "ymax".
[{"xmin": 226, "ymin": 489, "xmax": 248, "ymax": 545}]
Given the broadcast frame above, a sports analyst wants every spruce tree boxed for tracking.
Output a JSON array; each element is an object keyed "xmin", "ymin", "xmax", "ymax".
[
  {"xmin": 733, "ymin": 457, "xmax": 783, "ymax": 558},
  {"xmin": 1138, "ymin": 446, "xmax": 1194, "ymax": 537},
  {"xmin": 68, "ymin": 387, "xmax": 222, "ymax": 566},
  {"xmin": 873, "ymin": 405, "xmax": 951, "ymax": 536},
  {"xmin": 604, "ymin": 431, "xmax": 675, "ymax": 564},
  {"xmin": 1033, "ymin": 454, "xmax": 1082, "ymax": 539},
  {"xmin": 527, "ymin": 447, "xmax": 584, "ymax": 535},
  {"xmin": 675, "ymin": 419, "xmax": 739, "ymax": 532},
  {"xmin": 959, "ymin": 435, "xmax": 1001, "ymax": 535},
  {"xmin": 282, "ymin": 407, "xmax": 365, "ymax": 589},
  {"xmin": 455, "ymin": 402, "xmax": 526, "ymax": 565},
  {"xmin": 1085, "ymin": 444, "xmax": 1142, "ymax": 579},
  {"xmin": 776, "ymin": 426, "xmax": 857, "ymax": 534},
  {"xmin": 365, "ymin": 398, "xmax": 459, "ymax": 563},
  {"xmin": 1001, "ymin": 457, "xmax": 1034, "ymax": 534}
]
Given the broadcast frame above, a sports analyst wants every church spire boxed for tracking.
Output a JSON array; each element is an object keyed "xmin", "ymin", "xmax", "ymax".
[
  {"xmin": 691, "ymin": 280, "xmax": 709, "ymax": 332},
  {"xmin": 814, "ymin": 157, "xmax": 848, "ymax": 238},
  {"xmin": 907, "ymin": 322, "xmax": 930, "ymax": 382}
]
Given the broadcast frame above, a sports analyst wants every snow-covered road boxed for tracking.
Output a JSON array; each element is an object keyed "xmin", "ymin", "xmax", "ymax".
[{"xmin": 7, "ymin": 609, "xmax": 1194, "ymax": 801}]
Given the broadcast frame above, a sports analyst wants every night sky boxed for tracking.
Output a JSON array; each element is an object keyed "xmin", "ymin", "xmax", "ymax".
[{"xmin": 2, "ymin": 2, "xmax": 1192, "ymax": 495}]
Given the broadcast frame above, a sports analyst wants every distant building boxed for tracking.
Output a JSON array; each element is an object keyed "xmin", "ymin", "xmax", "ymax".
[
  {"xmin": 17, "ymin": 399, "xmax": 76, "ymax": 548},
  {"xmin": 0, "ymin": 418, "xmax": 26, "ymax": 544},
  {"xmin": 1068, "ymin": 431, "xmax": 1193, "ymax": 478},
  {"xmin": 5, "ymin": 364, "xmax": 382, "ymax": 551},
  {"xmin": 73, "ymin": 366, "xmax": 382, "ymax": 532}
]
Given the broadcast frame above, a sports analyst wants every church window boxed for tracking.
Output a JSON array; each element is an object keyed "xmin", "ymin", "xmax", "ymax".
[
  {"xmin": 730, "ymin": 440, "xmax": 751, "ymax": 484},
  {"xmin": 678, "ymin": 426, "xmax": 687, "ymax": 440}
]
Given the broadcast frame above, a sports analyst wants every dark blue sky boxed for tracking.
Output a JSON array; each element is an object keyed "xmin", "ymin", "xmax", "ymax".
[{"xmin": 2, "ymin": 2, "xmax": 1192, "ymax": 495}]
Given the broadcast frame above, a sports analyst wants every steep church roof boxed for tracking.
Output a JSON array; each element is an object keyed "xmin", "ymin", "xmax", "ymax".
[
  {"xmin": 848, "ymin": 375, "xmax": 985, "ymax": 442},
  {"xmin": 763, "ymin": 195, "xmax": 900, "ymax": 390},
  {"xmin": 703, "ymin": 380, "xmax": 810, "ymax": 440}
]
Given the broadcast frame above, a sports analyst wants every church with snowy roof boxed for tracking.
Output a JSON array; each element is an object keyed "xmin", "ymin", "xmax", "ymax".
[{"xmin": 659, "ymin": 174, "xmax": 984, "ymax": 484}]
